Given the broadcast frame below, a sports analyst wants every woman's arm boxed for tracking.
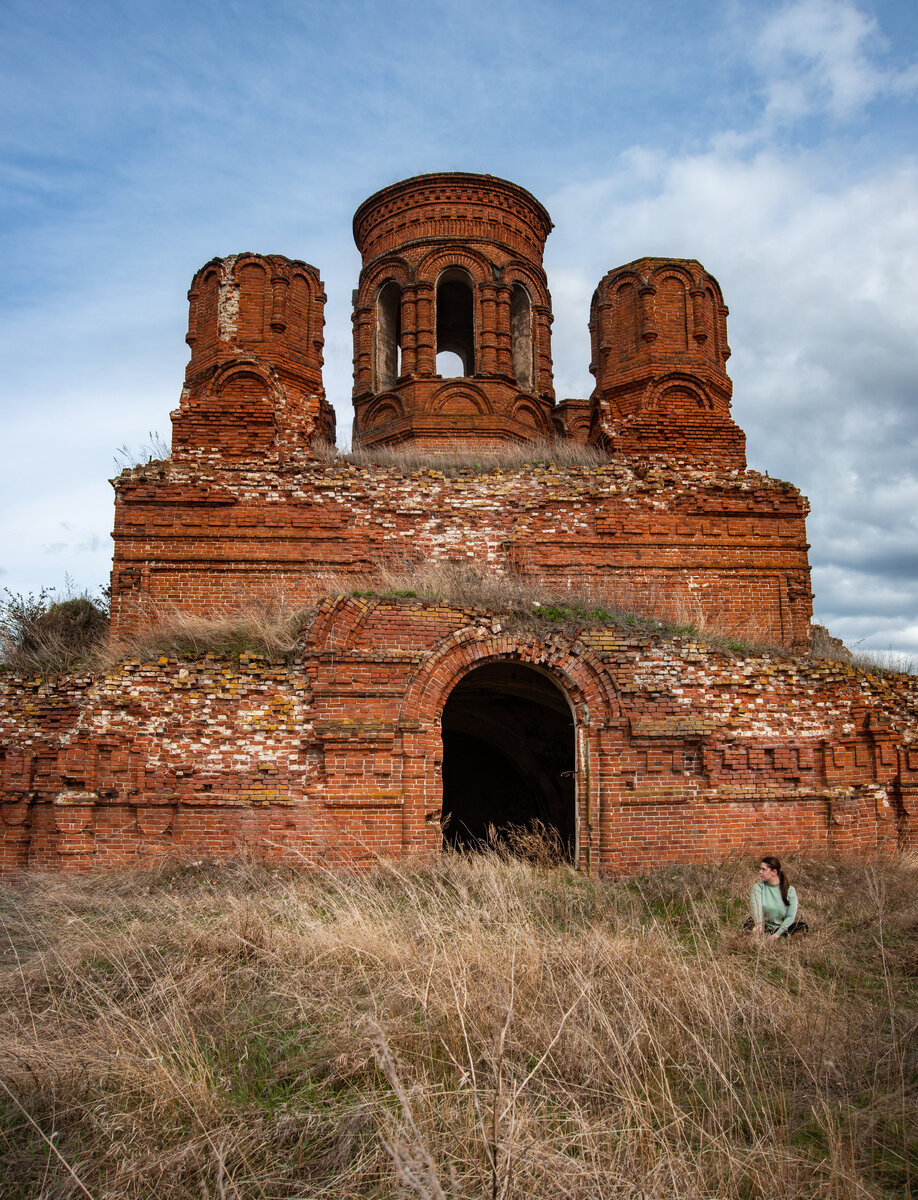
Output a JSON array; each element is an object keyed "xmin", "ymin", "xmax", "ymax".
[
  {"xmin": 749, "ymin": 883, "xmax": 765, "ymax": 933},
  {"xmin": 773, "ymin": 886, "xmax": 798, "ymax": 937}
]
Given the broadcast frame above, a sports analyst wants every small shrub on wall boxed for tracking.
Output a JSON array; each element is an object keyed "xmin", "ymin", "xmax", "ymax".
[{"xmin": 0, "ymin": 585, "xmax": 108, "ymax": 676}]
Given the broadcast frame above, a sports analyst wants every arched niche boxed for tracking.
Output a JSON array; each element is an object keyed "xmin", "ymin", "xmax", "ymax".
[
  {"xmin": 375, "ymin": 281, "xmax": 402, "ymax": 391},
  {"xmin": 613, "ymin": 280, "xmax": 640, "ymax": 360},
  {"xmin": 656, "ymin": 275, "xmax": 689, "ymax": 351},
  {"xmin": 510, "ymin": 284, "xmax": 534, "ymax": 391},
  {"xmin": 436, "ymin": 268, "xmax": 475, "ymax": 376},
  {"xmin": 238, "ymin": 261, "xmax": 266, "ymax": 342}
]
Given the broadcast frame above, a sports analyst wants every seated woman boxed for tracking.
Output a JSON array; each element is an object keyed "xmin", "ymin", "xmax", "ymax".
[{"xmin": 748, "ymin": 855, "xmax": 807, "ymax": 938}]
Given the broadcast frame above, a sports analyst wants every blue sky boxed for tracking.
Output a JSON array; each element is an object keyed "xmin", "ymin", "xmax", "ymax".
[{"xmin": 1, "ymin": 0, "xmax": 917, "ymax": 657}]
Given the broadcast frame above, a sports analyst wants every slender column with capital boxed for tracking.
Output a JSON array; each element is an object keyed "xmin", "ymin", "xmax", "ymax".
[
  {"xmin": 352, "ymin": 305, "xmax": 373, "ymax": 395},
  {"xmin": 495, "ymin": 285, "xmax": 512, "ymax": 377},
  {"xmin": 270, "ymin": 275, "xmax": 289, "ymax": 333},
  {"xmin": 415, "ymin": 283, "xmax": 436, "ymax": 375},
  {"xmin": 185, "ymin": 288, "xmax": 198, "ymax": 349},
  {"xmin": 689, "ymin": 287, "xmax": 707, "ymax": 345},
  {"xmin": 400, "ymin": 286, "xmax": 418, "ymax": 376},
  {"xmin": 639, "ymin": 285, "xmax": 658, "ymax": 343},
  {"xmin": 534, "ymin": 304, "xmax": 554, "ymax": 399},
  {"xmin": 718, "ymin": 305, "xmax": 731, "ymax": 362},
  {"xmin": 478, "ymin": 281, "xmax": 499, "ymax": 374}
]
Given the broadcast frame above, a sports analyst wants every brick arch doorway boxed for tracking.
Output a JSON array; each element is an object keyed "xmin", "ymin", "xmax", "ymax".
[{"xmin": 441, "ymin": 661, "xmax": 576, "ymax": 857}]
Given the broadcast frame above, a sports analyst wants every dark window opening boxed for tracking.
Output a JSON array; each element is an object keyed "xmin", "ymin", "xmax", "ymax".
[
  {"xmin": 375, "ymin": 281, "xmax": 401, "ymax": 391},
  {"xmin": 510, "ymin": 284, "xmax": 534, "ymax": 391},
  {"xmin": 441, "ymin": 662, "xmax": 575, "ymax": 858},
  {"xmin": 436, "ymin": 270, "xmax": 474, "ymax": 375}
]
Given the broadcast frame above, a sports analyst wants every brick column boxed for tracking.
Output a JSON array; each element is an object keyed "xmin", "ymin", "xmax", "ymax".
[
  {"xmin": 478, "ymin": 281, "xmax": 499, "ymax": 374},
  {"xmin": 534, "ymin": 303, "xmax": 554, "ymax": 398},
  {"xmin": 415, "ymin": 283, "xmax": 436, "ymax": 375},
  {"xmin": 639, "ymin": 285, "xmax": 658, "ymax": 343},
  {"xmin": 270, "ymin": 274, "xmax": 289, "ymax": 333},
  {"xmin": 718, "ymin": 304, "xmax": 731, "ymax": 362},
  {"xmin": 495, "ymin": 285, "xmax": 512, "ymax": 376},
  {"xmin": 352, "ymin": 304, "xmax": 373, "ymax": 395},
  {"xmin": 400, "ymin": 285, "xmax": 418, "ymax": 376},
  {"xmin": 689, "ymin": 287, "xmax": 707, "ymax": 345}
]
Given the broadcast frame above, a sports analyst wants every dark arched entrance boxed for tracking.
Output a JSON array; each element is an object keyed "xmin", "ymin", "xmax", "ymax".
[{"xmin": 441, "ymin": 662, "xmax": 576, "ymax": 856}]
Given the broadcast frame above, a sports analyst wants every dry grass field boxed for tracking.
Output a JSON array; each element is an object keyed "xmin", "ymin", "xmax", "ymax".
[{"xmin": 1, "ymin": 846, "xmax": 916, "ymax": 1199}]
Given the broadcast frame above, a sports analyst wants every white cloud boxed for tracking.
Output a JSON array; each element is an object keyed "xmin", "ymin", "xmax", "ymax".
[{"xmin": 752, "ymin": 0, "xmax": 917, "ymax": 124}]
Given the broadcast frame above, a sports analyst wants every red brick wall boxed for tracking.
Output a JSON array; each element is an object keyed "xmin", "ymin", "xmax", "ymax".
[
  {"xmin": 3, "ymin": 599, "xmax": 916, "ymax": 875},
  {"xmin": 110, "ymin": 458, "xmax": 813, "ymax": 650}
]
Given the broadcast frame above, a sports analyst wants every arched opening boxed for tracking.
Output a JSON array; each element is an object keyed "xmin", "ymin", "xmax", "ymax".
[
  {"xmin": 436, "ymin": 269, "xmax": 474, "ymax": 376},
  {"xmin": 510, "ymin": 284, "xmax": 534, "ymax": 391},
  {"xmin": 441, "ymin": 662, "xmax": 576, "ymax": 857},
  {"xmin": 375, "ymin": 281, "xmax": 401, "ymax": 391}
]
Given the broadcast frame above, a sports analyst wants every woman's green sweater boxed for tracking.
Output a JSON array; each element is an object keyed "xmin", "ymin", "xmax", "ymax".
[{"xmin": 749, "ymin": 881, "xmax": 798, "ymax": 934}]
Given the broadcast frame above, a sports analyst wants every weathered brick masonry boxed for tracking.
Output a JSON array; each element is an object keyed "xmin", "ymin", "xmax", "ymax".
[
  {"xmin": 3, "ymin": 171, "xmax": 916, "ymax": 872},
  {"xmin": 110, "ymin": 458, "xmax": 812, "ymax": 648},
  {"xmin": 2, "ymin": 601, "xmax": 917, "ymax": 873}
]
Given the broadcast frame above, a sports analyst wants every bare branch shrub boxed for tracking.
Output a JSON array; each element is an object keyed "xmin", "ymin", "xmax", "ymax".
[
  {"xmin": 850, "ymin": 649, "xmax": 918, "ymax": 677},
  {"xmin": 0, "ymin": 585, "xmax": 108, "ymax": 675}
]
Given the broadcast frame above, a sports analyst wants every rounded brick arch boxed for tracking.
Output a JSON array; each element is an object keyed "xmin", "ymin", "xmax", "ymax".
[
  {"xmin": 208, "ymin": 360, "xmax": 279, "ymax": 401},
  {"xmin": 357, "ymin": 256, "xmax": 412, "ymax": 302},
  {"xmin": 398, "ymin": 628, "xmax": 620, "ymax": 731},
  {"xmin": 427, "ymin": 382, "xmax": 492, "ymax": 414},
  {"xmin": 362, "ymin": 394, "xmax": 407, "ymax": 428},
  {"xmin": 596, "ymin": 267, "xmax": 645, "ymax": 299},
  {"xmin": 699, "ymin": 272, "xmax": 726, "ymax": 307},
  {"xmin": 305, "ymin": 595, "xmax": 383, "ymax": 653},
  {"xmin": 641, "ymin": 372, "xmax": 715, "ymax": 414},
  {"xmin": 415, "ymin": 246, "xmax": 493, "ymax": 285},
  {"xmin": 511, "ymin": 399, "xmax": 553, "ymax": 432},
  {"xmin": 647, "ymin": 262, "xmax": 697, "ymax": 290},
  {"xmin": 501, "ymin": 260, "xmax": 551, "ymax": 307}
]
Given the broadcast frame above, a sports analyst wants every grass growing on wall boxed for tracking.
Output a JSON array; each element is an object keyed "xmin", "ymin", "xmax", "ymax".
[
  {"xmin": 1, "ymin": 850, "xmax": 916, "ymax": 1199},
  {"xmin": 7, "ymin": 562, "xmax": 909, "ymax": 675}
]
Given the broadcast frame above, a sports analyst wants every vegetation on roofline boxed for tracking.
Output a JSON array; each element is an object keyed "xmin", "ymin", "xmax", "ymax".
[
  {"xmin": 2, "ymin": 844, "xmax": 916, "ymax": 1198},
  {"xmin": 321, "ymin": 438, "xmax": 612, "ymax": 474},
  {"xmin": 4, "ymin": 564, "xmax": 911, "ymax": 677}
]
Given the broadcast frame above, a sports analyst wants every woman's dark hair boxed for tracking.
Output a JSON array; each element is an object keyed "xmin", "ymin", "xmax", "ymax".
[{"xmin": 760, "ymin": 855, "xmax": 789, "ymax": 905}]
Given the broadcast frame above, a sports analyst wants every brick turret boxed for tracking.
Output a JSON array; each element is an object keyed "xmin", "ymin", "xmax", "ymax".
[
  {"xmin": 351, "ymin": 173, "xmax": 556, "ymax": 450},
  {"xmin": 172, "ymin": 253, "xmax": 335, "ymax": 461},
  {"xmin": 588, "ymin": 258, "xmax": 745, "ymax": 467}
]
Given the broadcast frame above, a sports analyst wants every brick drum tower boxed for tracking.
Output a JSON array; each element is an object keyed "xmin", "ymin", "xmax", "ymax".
[
  {"xmin": 351, "ymin": 173, "xmax": 555, "ymax": 449},
  {"xmin": 174, "ymin": 253, "xmax": 335, "ymax": 462},
  {"xmin": 589, "ymin": 257, "xmax": 744, "ymax": 466}
]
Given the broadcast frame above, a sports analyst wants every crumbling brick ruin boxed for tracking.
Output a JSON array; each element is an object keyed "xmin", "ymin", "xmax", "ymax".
[{"xmin": 2, "ymin": 172, "xmax": 916, "ymax": 873}]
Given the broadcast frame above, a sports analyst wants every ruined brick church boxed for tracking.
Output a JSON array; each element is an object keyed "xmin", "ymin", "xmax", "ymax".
[{"xmin": 2, "ymin": 173, "xmax": 916, "ymax": 873}]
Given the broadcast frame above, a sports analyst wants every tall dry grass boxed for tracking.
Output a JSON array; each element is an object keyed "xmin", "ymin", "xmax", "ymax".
[
  {"xmin": 340, "ymin": 440, "xmax": 611, "ymax": 472},
  {"xmin": 2, "ymin": 850, "xmax": 916, "ymax": 1198},
  {"xmin": 102, "ymin": 600, "xmax": 315, "ymax": 668}
]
